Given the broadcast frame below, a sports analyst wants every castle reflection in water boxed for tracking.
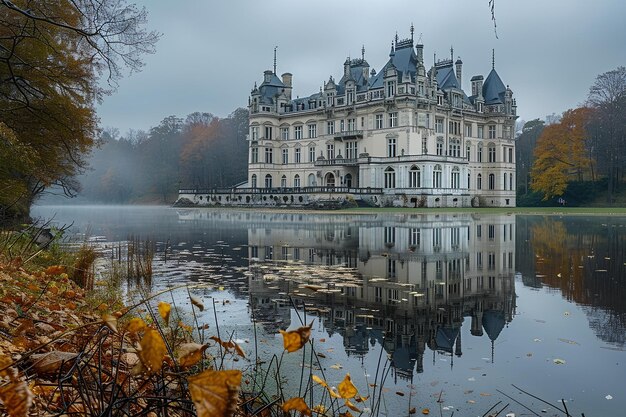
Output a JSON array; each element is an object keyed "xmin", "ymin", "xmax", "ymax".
[{"xmin": 238, "ymin": 212, "xmax": 516, "ymax": 380}]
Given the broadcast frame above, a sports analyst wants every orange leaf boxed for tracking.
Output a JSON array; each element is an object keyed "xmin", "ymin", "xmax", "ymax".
[
  {"xmin": 282, "ymin": 397, "xmax": 311, "ymax": 416},
  {"xmin": 422, "ymin": 408, "xmax": 430, "ymax": 415},
  {"xmin": 339, "ymin": 412, "xmax": 354, "ymax": 417},
  {"xmin": 0, "ymin": 379, "xmax": 33, "ymax": 417},
  {"xmin": 138, "ymin": 329, "xmax": 167, "ymax": 374},
  {"xmin": 338, "ymin": 373, "xmax": 358, "ymax": 399},
  {"xmin": 279, "ymin": 322, "xmax": 312, "ymax": 353},
  {"xmin": 102, "ymin": 314, "xmax": 118, "ymax": 333},
  {"xmin": 190, "ymin": 295, "xmax": 204, "ymax": 311},
  {"xmin": 344, "ymin": 399, "xmax": 361, "ymax": 413},
  {"xmin": 178, "ymin": 343, "xmax": 209, "ymax": 368},
  {"xmin": 312, "ymin": 374, "xmax": 328, "ymax": 388},
  {"xmin": 44, "ymin": 265, "xmax": 65, "ymax": 276},
  {"xmin": 209, "ymin": 336, "xmax": 245, "ymax": 358},
  {"xmin": 158, "ymin": 301, "xmax": 171, "ymax": 326},
  {"xmin": 126, "ymin": 317, "xmax": 146, "ymax": 334},
  {"xmin": 188, "ymin": 369, "xmax": 241, "ymax": 417}
]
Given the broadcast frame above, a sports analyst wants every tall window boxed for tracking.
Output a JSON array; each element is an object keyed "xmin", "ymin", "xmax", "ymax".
[
  {"xmin": 477, "ymin": 144, "xmax": 483, "ymax": 162},
  {"xmin": 465, "ymin": 123, "xmax": 472, "ymax": 137},
  {"xmin": 436, "ymin": 139, "xmax": 444, "ymax": 156},
  {"xmin": 280, "ymin": 127, "xmax": 289, "ymax": 140},
  {"xmin": 477, "ymin": 173, "xmax": 482, "ymax": 190},
  {"xmin": 386, "ymin": 81, "xmax": 395, "ymax": 97},
  {"xmin": 340, "ymin": 120, "xmax": 345, "ymax": 132},
  {"xmin": 508, "ymin": 147, "xmax": 514, "ymax": 163},
  {"xmin": 375, "ymin": 114, "xmax": 384, "ymax": 129},
  {"xmin": 389, "ymin": 112, "xmax": 398, "ymax": 127},
  {"xmin": 345, "ymin": 141, "xmax": 358, "ymax": 159},
  {"xmin": 503, "ymin": 173, "xmax": 507, "ymax": 190},
  {"xmin": 251, "ymin": 126, "xmax": 259, "ymax": 140},
  {"xmin": 326, "ymin": 143, "xmax": 334, "ymax": 159},
  {"xmin": 409, "ymin": 166, "xmax": 421, "ymax": 187},
  {"xmin": 294, "ymin": 125, "xmax": 302, "ymax": 139},
  {"xmin": 384, "ymin": 167, "xmax": 396, "ymax": 188},
  {"xmin": 488, "ymin": 125, "xmax": 496, "ymax": 139},
  {"xmin": 265, "ymin": 147, "xmax": 273, "ymax": 163},
  {"xmin": 308, "ymin": 173, "xmax": 316, "ymax": 186},
  {"xmin": 309, "ymin": 146, "xmax": 315, "ymax": 162},
  {"xmin": 466, "ymin": 143, "xmax": 471, "ymax": 160},
  {"xmin": 449, "ymin": 139, "xmax": 461, "ymax": 157},
  {"xmin": 510, "ymin": 173, "xmax": 514, "ymax": 190},
  {"xmin": 409, "ymin": 228, "xmax": 421, "ymax": 246},
  {"xmin": 251, "ymin": 147, "xmax": 259, "ymax": 163},
  {"xmin": 489, "ymin": 173, "xmax": 495, "ymax": 190},
  {"xmin": 294, "ymin": 147, "xmax": 301, "ymax": 163},
  {"xmin": 488, "ymin": 143, "xmax": 496, "ymax": 162},
  {"xmin": 293, "ymin": 174, "xmax": 300, "ymax": 188},
  {"xmin": 433, "ymin": 164, "xmax": 442, "ymax": 188},
  {"xmin": 264, "ymin": 126, "xmax": 272, "ymax": 140},
  {"xmin": 308, "ymin": 124, "xmax": 317, "ymax": 138},
  {"xmin": 477, "ymin": 125, "xmax": 484, "ymax": 138},
  {"xmin": 435, "ymin": 118, "xmax": 444, "ymax": 133},
  {"xmin": 387, "ymin": 137, "xmax": 397, "ymax": 157},
  {"xmin": 264, "ymin": 174, "xmax": 272, "ymax": 188},
  {"xmin": 347, "ymin": 118, "xmax": 355, "ymax": 131},
  {"xmin": 327, "ymin": 121, "xmax": 335, "ymax": 135},
  {"xmin": 281, "ymin": 148, "xmax": 288, "ymax": 164},
  {"xmin": 251, "ymin": 174, "xmax": 257, "ymax": 188},
  {"xmin": 451, "ymin": 167, "xmax": 460, "ymax": 189},
  {"xmin": 280, "ymin": 175, "xmax": 287, "ymax": 188}
]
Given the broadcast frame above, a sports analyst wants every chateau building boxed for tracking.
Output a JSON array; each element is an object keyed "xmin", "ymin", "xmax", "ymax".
[{"xmin": 245, "ymin": 31, "xmax": 517, "ymax": 208}]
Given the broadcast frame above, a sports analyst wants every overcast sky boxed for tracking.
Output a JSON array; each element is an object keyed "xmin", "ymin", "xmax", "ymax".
[{"xmin": 97, "ymin": 0, "xmax": 626, "ymax": 134}]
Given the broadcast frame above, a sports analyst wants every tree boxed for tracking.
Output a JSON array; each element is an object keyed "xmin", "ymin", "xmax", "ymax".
[
  {"xmin": 531, "ymin": 108, "xmax": 592, "ymax": 200},
  {"xmin": 516, "ymin": 119, "xmax": 544, "ymax": 195},
  {"xmin": 586, "ymin": 67, "xmax": 626, "ymax": 202},
  {"xmin": 0, "ymin": 0, "xmax": 159, "ymax": 219}
]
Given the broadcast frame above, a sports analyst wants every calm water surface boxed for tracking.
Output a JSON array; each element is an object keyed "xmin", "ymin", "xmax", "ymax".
[{"xmin": 32, "ymin": 205, "xmax": 626, "ymax": 417}]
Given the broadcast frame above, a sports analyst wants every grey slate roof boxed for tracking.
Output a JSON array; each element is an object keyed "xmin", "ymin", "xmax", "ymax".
[
  {"xmin": 482, "ymin": 68, "xmax": 506, "ymax": 105},
  {"xmin": 436, "ymin": 64, "xmax": 460, "ymax": 90},
  {"xmin": 257, "ymin": 73, "xmax": 285, "ymax": 103},
  {"xmin": 369, "ymin": 42, "xmax": 418, "ymax": 89},
  {"xmin": 482, "ymin": 310, "xmax": 505, "ymax": 341}
]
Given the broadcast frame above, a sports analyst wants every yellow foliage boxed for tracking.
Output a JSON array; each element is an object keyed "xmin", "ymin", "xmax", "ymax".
[
  {"xmin": 138, "ymin": 329, "xmax": 167, "ymax": 374},
  {"xmin": 337, "ymin": 373, "xmax": 358, "ymax": 399},
  {"xmin": 281, "ymin": 397, "xmax": 312, "ymax": 416},
  {"xmin": 188, "ymin": 369, "xmax": 241, "ymax": 417},
  {"xmin": 126, "ymin": 317, "xmax": 147, "ymax": 334},
  {"xmin": 178, "ymin": 343, "xmax": 209, "ymax": 368},
  {"xmin": 158, "ymin": 301, "xmax": 171, "ymax": 326},
  {"xmin": 279, "ymin": 323, "xmax": 312, "ymax": 353}
]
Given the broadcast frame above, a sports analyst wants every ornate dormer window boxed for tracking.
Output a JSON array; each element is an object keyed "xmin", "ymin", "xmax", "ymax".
[{"xmin": 386, "ymin": 81, "xmax": 395, "ymax": 97}]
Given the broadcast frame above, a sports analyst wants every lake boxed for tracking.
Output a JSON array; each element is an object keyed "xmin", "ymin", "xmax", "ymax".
[{"xmin": 32, "ymin": 205, "xmax": 626, "ymax": 417}]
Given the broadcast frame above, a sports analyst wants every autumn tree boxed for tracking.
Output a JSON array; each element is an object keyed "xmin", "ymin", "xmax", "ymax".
[
  {"xmin": 531, "ymin": 108, "xmax": 593, "ymax": 200},
  {"xmin": 0, "ymin": 0, "xmax": 158, "ymax": 219},
  {"xmin": 586, "ymin": 66, "xmax": 626, "ymax": 202}
]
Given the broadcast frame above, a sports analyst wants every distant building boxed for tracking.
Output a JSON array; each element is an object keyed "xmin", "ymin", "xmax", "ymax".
[{"xmin": 179, "ymin": 30, "xmax": 518, "ymax": 208}]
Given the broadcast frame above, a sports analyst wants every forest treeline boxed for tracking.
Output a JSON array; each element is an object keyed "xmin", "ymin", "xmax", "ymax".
[
  {"xmin": 516, "ymin": 66, "xmax": 626, "ymax": 206},
  {"xmin": 78, "ymin": 109, "xmax": 249, "ymax": 204}
]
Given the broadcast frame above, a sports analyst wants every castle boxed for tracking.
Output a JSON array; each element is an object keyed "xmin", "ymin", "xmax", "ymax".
[{"xmin": 178, "ymin": 29, "xmax": 517, "ymax": 208}]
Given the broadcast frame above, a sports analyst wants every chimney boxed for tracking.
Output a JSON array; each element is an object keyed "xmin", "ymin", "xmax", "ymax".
[
  {"xmin": 416, "ymin": 43, "xmax": 424, "ymax": 63},
  {"xmin": 281, "ymin": 73, "xmax": 292, "ymax": 100},
  {"xmin": 263, "ymin": 70, "xmax": 272, "ymax": 83},
  {"xmin": 471, "ymin": 75, "xmax": 484, "ymax": 98},
  {"xmin": 455, "ymin": 58, "xmax": 463, "ymax": 89}
]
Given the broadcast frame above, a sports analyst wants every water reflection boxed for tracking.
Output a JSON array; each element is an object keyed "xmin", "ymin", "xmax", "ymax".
[{"xmin": 516, "ymin": 215, "xmax": 626, "ymax": 347}]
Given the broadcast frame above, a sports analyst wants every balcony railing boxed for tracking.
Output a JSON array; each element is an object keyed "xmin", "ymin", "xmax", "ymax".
[
  {"xmin": 179, "ymin": 186, "xmax": 383, "ymax": 195},
  {"xmin": 314, "ymin": 158, "xmax": 359, "ymax": 167},
  {"xmin": 333, "ymin": 130, "xmax": 363, "ymax": 140}
]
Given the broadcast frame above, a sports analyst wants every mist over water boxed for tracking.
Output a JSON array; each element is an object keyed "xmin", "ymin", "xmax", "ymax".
[{"xmin": 32, "ymin": 205, "xmax": 626, "ymax": 416}]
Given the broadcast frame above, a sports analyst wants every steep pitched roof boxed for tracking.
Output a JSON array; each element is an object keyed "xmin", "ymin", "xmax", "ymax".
[
  {"xmin": 369, "ymin": 41, "xmax": 418, "ymax": 89},
  {"xmin": 436, "ymin": 64, "xmax": 460, "ymax": 90},
  {"xmin": 482, "ymin": 68, "xmax": 506, "ymax": 105},
  {"xmin": 258, "ymin": 73, "xmax": 286, "ymax": 103}
]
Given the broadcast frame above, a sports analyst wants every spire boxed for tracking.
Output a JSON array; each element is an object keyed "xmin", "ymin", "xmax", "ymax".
[
  {"xmin": 395, "ymin": 32, "xmax": 399, "ymax": 45},
  {"xmin": 450, "ymin": 45, "xmax": 454, "ymax": 61},
  {"xmin": 410, "ymin": 23, "xmax": 414, "ymax": 42},
  {"xmin": 389, "ymin": 41, "xmax": 395, "ymax": 57},
  {"xmin": 492, "ymin": 48, "xmax": 495, "ymax": 69},
  {"xmin": 273, "ymin": 46, "xmax": 277, "ymax": 74},
  {"xmin": 361, "ymin": 44, "xmax": 365, "ymax": 60}
]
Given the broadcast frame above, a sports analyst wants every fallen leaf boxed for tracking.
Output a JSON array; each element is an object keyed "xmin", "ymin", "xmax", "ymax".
[
  {"xmin": 102, "ymin": 314, "xmax": 118, "ymax": 333},
  {"xmin": 282, "ymin": 397, "xmax": 311, "ymax": 416},
  {"xmin": 30, "ymin": 351, "xmax": 78, "ymax": 375},
  {"xmin": 188, "ymin": 369, "xmax": 241, "ymax": 417},
  {"xmin": 396, "ymin": 391, "xmax": 405, "ymax": 396},
  {"xmin": 0, "ymin": 379, "xmax": 33, "ymax": 417},
  {"xmin": 190, "ymin": 295, "xmax": 205, "ymax": 311},
  {"xmin": 330, "ymin": 363, "xmax": 343, "ymax": 370},
  {"xmin": 422, "ymin": 408, "xmax": 430, "ymax": 415}
]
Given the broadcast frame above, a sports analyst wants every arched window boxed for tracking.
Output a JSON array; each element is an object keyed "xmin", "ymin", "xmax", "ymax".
[
  {"xmin": 384, "ymin": 167, "xmax": 396, "ymax": 188},
  {"xmin": 449, "ymin": 139, "xmax": 461, "ymax": 157},
  {"xmin": 409, "ymin": 165, "xmax": 421, "ymax": 188},
  {"xmin": 325, "ymin": 172, "xmax": 335, "ymax": 187},
  {"xmin": 477, "ymin": 173, "xmax": 482, "ymax": 190},
  {"xmin": 433, "ymin": 164, "xmax": 442, "ymax": 188},
  {"xmin": 251, "ymin": 174, "xmax": 257, "ymax": 188},
  {"xmin": 466, "ymin": 141, "xmax": 471, "ymax": 161},
  {"xmin": 281, "ymin": 175, "xmax": 287, "ymax": 188},
  {"xmin": 294, "ymin": 174, "xmax": 301, "ymax": 188},
  {"xmin": 478, "ymin": 144, "xmax": 483, "ymax": 162},
  {"xmin": 308, "ymin": 173, "xmax": 316, "ymax": 186},
  {"xmin": 344, "ymin": 173, "xmax": 353, "ymax": 188},
  {"xmin": 264, "ymin": 174, "xmax": 272, "ymax": 188},
  {"xmin": 489, "ymin": 173, "xmax": 495, "ymax": 190},
  {"xmin": 451, "ymin": 167, "xmax": 460, "ymax": 189}
]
